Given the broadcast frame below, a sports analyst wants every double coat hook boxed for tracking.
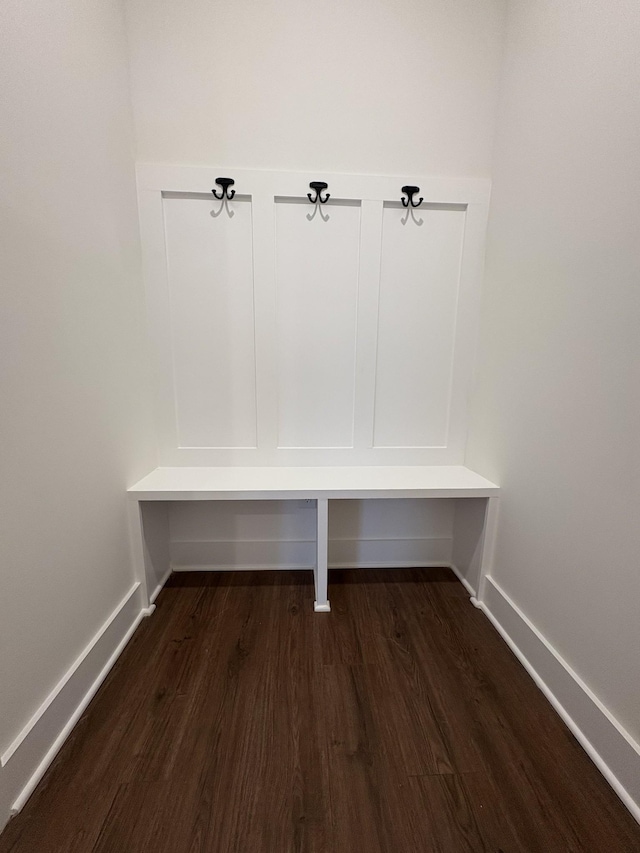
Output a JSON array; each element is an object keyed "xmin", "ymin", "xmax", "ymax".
[
  {"xmin": 308, "ymin": 181, "xmax": 330, "ymax": 204},
  {"xmin": 212, "ymin": 177, "xmax": 235, "ymax": 200},
  {"xmin": 401, "ymin": 185, "xmax": 423, "ymax": 208}
]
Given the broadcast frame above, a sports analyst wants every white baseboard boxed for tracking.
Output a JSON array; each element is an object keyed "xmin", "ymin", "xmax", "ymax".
[
  {"xmin": 481, "ymin": 575, "xmax": 640, "ymax": 824},
  {"xmin": 149, "ymin": 565, "xmax": 172, "ymax": 604},
  {"xmin": 172, "ymin": 561, "xmax": 454, "ymax": 572},
  {"xmin": 0, "ymin": 582, "xmax": 150, "ymax": 828},
  {"xmin": 449, "ymin": 562, "xmax": 477, "ymax": 597},
  {"xmin": 170, "ymin": 536, "xmax": 453, "ymax": 572}
]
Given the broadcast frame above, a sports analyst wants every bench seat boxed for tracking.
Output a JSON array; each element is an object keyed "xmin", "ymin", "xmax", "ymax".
[
  {"xmin": 128, "ymin": 465, "xmax": 499, "ymax": 613},
  {"xmin": 127, "ymin": 465, "xmax": 499, "ymax": 501}
]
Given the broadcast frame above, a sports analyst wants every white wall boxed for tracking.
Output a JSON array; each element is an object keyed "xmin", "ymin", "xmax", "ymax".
[
  {"xmin": 468, "ymin": 0, "xmax": 640, "ymax": 779},
  {"xmin": 0, "ymin": 0, "xmax": 155, "ymax": 825},
  {"xmin": 124, "ymin": 0, "xmax": 506, "ymax": 176}
]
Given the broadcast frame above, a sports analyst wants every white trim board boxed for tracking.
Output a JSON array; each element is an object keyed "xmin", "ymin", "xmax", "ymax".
[
  {"xmin": 0, "ymin": 583, "xmax": 153, "ymax": 829},
  {"xmin": 149, "ymin": 565, "xmax": 172, "ymax": 605},
  {"xmin": 480, "ymin": 575, "xmax": 640, "ymax": 824},
  {"xmin": 128, "ymin": 465, "xmax": 500, "ymax": 501}
]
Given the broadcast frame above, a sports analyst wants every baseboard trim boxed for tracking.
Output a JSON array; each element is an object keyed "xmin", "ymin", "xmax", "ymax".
[
  {"xmin": 449, "ymin": 562, "xmax": 477, "ymax": 597},
  {"xmin": 170, "ymin": 536, "xmax": 454, "ymax": 574},
  {"xmin": 481, "ymin": 575, "xmax": 640, "ymax": 824},
  {"xmin": 172, "ymin": 563, "xmax": 314, "ymax": 572},
  {"xmin": 149, "ymin": 565, "xmax": 172, "ymax": 604},
  {"xmin": 171, "ymin": 561, "xmax": 454, "ymax": 572},
  {"xmin": 1, "ymin": 582, "xmax": 150, "ymax": 823}
]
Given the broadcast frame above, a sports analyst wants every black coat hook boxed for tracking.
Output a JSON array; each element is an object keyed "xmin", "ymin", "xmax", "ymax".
[
  {"xmin": 401, "ymin": 185, "xmax": 423, "ymax": 208},
  {"xmin": 307, "ymin": 181, "xmax": 330, "ymax": 204},
  {"xmin": 212, "ymin": 177, "xmax": 235, "ymax": 200}
]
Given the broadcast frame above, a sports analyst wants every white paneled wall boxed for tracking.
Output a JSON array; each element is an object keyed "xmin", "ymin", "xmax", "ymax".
[
  {"xmin": 275, "ymin": 199, "xmax": 361, "ymax": 449},
  {"xmin": 138, "ymin": 165, "xmax": 489, "ymax": 467},
  {"xmin": 163, "ymin": 194, "xmax": 257, "ymax": 448},
  {"xmin": 169, "ymin": 499, "xmax": 455, "ymax": 571},
  {"xmin": 374, "ymin": 204, "xmax": 466, "ymax": 448}
]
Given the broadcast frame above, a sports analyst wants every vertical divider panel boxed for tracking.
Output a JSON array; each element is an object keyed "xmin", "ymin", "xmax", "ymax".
[
  {"xmin": 474, "ymin": 496, "xmax": 500, "ymax": 607},
  {"xmin": 353, "ymin": 200, "xmax": 384, "ymax": 449},
  {"xmin": 314, "ymin": 498, "xmax": 330, "ymax": 612},
  {"xmin": 127, "ymin": 500, "xmax": 152, "ymax": 609}
]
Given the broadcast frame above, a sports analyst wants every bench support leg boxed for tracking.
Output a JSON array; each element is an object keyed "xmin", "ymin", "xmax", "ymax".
[
  {"xmin": 470, "ymin": 496, "xmax": 500, "ymax": 608},
  {"xmin": 314, "ymin": 498, "xmax": 330, "ymax": 612},
  {"xmin": 127, "ymin": 500, "xmax": 155, "ymax": 616}
]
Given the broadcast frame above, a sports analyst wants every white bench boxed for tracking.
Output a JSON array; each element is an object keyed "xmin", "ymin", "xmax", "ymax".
[{"xmin": 128, "ymin": 466, "xmax": 499, "ymax": 612}]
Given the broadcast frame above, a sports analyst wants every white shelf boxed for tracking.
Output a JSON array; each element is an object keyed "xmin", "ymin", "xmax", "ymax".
[{"xmin": 128, "ymin": 465, "xmax": 499, "ymax": 501}]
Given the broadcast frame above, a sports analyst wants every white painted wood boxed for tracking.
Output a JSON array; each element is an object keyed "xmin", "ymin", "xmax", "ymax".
[
  {"xmin": 127, "ymin": 465, "xmax": 500, "ymax": 501},
  {"xmin": 314, "ymin": 499, "xmax": 330, "ymax": 612},
  {"xmin": 162, "ymin": 193, "xmax": 257, "ymax": 448},
  {"xmin": 136, "ymin": 165, "xmax": 490, "ymax": 466},
  {"xmin": 168, "ymin": 497, "xmax": 455, "ymax": 571},
  {"xmin": 128, "ymin": 500, "xmax": 170, "ymax": 608},
  {"xmin": 373, "ymin": 203, "xmax": 465, "ymax": 448},
  {"xmin": 275, "ymin": 199, "xmax": 361, "ymax": 449},
  {"xmin": 139, "ymin": 502, "xmax": 171, "ymax": 604},
  {"xmin": 128, "ymin": 467, "xmax": 498, "ymax": 611},
  {"xmin": 451, "ymin": 497, "xmax": 489, "ymax": 596},
  {"xmin": 353, "ymin": 199, "xmax": 384, "ymax": 449},
  {"xmin": 473, "ymin": 495, "xmax": 499, "ymax": 606},
  {"xmin": 171, "ymin": 542, "xmax": 457, "ymax": 572},
  {"xmin": 481, "ymin": 577, "xmax": 640, "ymax": 823},
  {"xmin": 127, "ymin": 500, "xmax": 152, "ymax": 607},
  {"xmin": 2, "ymin": 585, "xmax": 148, "ymax": 818},
  {"xmin": 137, "ymin": 165, "xmax": 491, "ymax": 204},
  {"xmin": 170, "ymin": 538, "xmax": 453, "ymax": 572}
]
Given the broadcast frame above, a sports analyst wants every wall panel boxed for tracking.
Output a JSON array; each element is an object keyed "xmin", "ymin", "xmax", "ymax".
[
  {"xmin": 275, "ymin": 199, "xmax": 361, "ymax": 449},
  {"xmin": 163, "ymin": 193, "xmax": 257, "ymax": 448},
  {"xmin": 138, "ymin": 166, "xmax": 489, "ymax": 466},
  {"xmin": 373, "ymin": 203, "xmax": 466, "ymax": 448}
]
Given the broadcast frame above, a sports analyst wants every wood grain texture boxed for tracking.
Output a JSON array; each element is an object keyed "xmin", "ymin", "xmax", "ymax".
[{"xmin": 1, "ymin": 569, "xmax": 638, "ymax": 852}]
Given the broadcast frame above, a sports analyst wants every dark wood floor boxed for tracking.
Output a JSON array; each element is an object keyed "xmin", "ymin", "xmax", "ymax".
[{"xmin": 1, "ymin": 569, "xmax": 639, "ymax": 852}]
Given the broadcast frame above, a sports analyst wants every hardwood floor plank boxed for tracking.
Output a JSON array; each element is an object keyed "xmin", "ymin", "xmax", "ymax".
[{"xmin": 1, "ymin": 569, "xmax": 638, "ymax": 853}]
